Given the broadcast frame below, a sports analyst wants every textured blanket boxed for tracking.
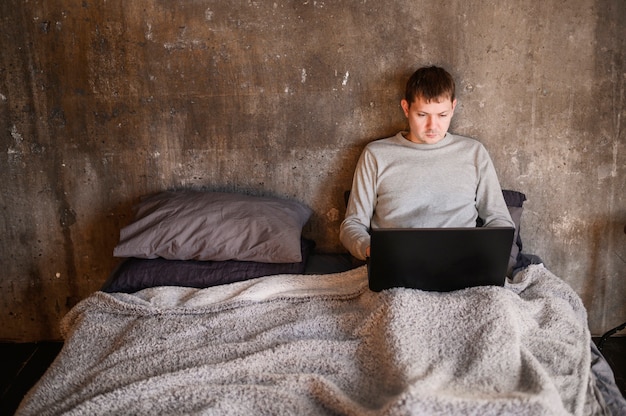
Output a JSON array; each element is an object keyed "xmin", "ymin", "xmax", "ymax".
[{"xmin": 18, "ymin": 265, "xmax": 609, "ymax": 415}]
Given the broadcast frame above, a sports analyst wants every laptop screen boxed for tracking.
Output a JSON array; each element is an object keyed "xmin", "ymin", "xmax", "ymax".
[{"xmin": 367, "ymin": 227, "xmax": 515, "ymax": 292}]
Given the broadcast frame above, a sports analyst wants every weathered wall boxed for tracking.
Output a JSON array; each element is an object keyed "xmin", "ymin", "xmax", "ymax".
[{"xmin": 1, "ymin": 1, "xmax": 624, "ymax": 341}]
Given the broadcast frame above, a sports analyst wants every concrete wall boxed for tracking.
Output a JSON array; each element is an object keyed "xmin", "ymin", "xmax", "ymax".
[{"xmin": 1, "ymin": 0, "xmax": 624, "ymax": 341}]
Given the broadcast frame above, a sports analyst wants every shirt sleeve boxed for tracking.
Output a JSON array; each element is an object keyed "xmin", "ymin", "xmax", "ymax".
[
  {"xmin": 339, "ymin": 148, "xmax": 377, "ymax": 260},
  {"xmin": 475, "ymin": 146, "xmax": 515, "ymax": 228}
]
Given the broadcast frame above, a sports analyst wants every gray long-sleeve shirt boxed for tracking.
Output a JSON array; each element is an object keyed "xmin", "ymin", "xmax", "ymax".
[{"xmin": 340, "ymin": 132, "xmax": 514, "ymax": 260}]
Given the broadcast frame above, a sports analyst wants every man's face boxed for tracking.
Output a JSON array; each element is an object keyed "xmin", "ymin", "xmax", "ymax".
[{"xmin": 400, "ymin": 95, "xmax": 457, "ymax": 144}]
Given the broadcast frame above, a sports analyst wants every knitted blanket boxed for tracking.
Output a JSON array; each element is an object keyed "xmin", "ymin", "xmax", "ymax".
[{"xmin": 18, "ymin": 265, "xmax": 608, "ymax": 415}]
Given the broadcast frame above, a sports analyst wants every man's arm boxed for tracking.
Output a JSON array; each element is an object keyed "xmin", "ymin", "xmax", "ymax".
[
  {"xmin": 340, "ymin": 149, "xmax": 378, "ymax": 260},
  {"xmin": 475, "ymin": 148, "xmax": 514, "ymax": 228}
]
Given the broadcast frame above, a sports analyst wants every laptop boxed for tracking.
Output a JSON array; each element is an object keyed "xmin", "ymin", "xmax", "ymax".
[{"xmin": 367, "ymin": 227, "xmax": 515, "ymax": 292}]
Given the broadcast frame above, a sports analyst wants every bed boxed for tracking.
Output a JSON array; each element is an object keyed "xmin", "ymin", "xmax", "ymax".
[{"xmin": 17, "ymin": 190, "xmax": 626, "ymax": 416}]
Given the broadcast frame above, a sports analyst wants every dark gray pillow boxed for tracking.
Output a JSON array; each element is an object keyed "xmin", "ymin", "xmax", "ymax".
[
  {"xmin": 113, "ymin": 191, "xmax": 312, "ymax": 263},
  {"xmin": 103, "ymin": 239, "xmax": 315, "ymax": 293},
  {"xmin": 502, "ymin": 189, "xmax": 526, "ymax": 276}
]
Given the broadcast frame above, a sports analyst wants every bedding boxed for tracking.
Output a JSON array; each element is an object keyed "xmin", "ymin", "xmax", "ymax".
[
  {"xmin": 113, "ymin": 190, "xmax": 312, "ymax": 263},
  {"xmin": 501, "ymin": 189, "xmax": 525, "ymax": 274},
  {"xmin": 17, "ymin": 264, "xmax": 622, "ymax": 415},
  {"xmin": 102, "ymin": 238, "xmax": 315, "ymax": 293}
]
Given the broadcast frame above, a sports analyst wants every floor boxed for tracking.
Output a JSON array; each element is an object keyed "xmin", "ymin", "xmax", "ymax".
[
  {"xmin": 0, "ymin": 341, "xmax": 63, "ymax": 415},
  {"xmin": 0, "ymin": 338, "xmax": 624, "ymax": 415},
  {"xmin": 596, "ymin": 336, "xmax": 626, "ymax": 396}
]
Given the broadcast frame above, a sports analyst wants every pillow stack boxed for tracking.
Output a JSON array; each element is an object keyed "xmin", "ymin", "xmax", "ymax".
[{"xmin": 105, "ymin": 191, "xmax": 313, "ymax": 293}]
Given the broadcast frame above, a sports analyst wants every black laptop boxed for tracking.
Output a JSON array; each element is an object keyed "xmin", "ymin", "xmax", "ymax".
[{"xmin": 367, "ymin": 227, "xmax": 515, "ymax": 292}]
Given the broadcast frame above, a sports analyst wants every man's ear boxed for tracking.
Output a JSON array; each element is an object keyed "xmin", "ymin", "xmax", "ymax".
[
  {"xmin": 400, "ymin": 99, "xmax": 410, "ymax": 117},
  {"xmin": 451, "ymin": 98, "xmax": 458, "ymax": 112}
]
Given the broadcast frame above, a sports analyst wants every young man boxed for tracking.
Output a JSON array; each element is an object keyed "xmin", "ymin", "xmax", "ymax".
[{"xmin": 340, "ymin": 66, "xmax": 514, "ymax": 260}]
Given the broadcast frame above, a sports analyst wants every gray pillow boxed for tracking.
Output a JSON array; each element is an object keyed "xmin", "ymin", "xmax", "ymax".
[
  {"xmin": 501, "ymin": 190, "xmax": 527, "ymax": 277},
  {"xmin": 113, "ymin": 191, "xmax": 312, "ymax": 263}
]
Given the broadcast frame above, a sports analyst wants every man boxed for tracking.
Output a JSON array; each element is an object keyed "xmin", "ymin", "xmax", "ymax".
[{"xmin": 340, "ymin": 66, "xmax": 514, "ymax": 260}]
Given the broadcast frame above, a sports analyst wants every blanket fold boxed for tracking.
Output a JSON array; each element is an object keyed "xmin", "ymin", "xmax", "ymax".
[{"xmin": 18, "ymin": 265, "xmax": 608, "ymax": 415}]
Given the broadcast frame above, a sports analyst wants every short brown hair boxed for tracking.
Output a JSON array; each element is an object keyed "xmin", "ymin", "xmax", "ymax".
[{"xmin": 404, "ymin": 66, "xmax": 455, "ymax": 104}]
